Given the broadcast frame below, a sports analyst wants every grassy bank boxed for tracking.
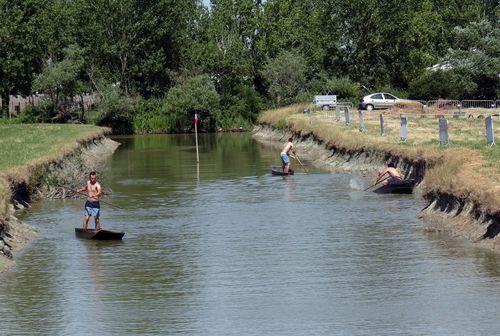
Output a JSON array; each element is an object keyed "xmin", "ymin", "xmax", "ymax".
[
  {"xmin": 0, "ymin": 124, "xmax": 109, "ymax": 219},
  {"xmin": 259, "ymin": 104, "xmax": 500, "ymax": 215}
]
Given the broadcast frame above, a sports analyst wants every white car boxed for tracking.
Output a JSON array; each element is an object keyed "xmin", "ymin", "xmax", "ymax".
[{"xmin": 358, "ymin": 93, "xmax": 400, "ymax": 111}]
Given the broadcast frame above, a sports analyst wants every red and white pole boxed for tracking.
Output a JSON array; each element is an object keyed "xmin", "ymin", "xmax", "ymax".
[{"xmin": 194, "ymin": 114, "xmax": 199, "ymax": 163}]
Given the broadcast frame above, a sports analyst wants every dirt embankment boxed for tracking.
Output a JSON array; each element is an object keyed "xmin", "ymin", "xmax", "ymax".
[
  {"xmin": 253, "ymin": 124, "xmax": 500, "ymax": 252},
  {"xmin": 0, "ymin": 136, "xmax": 120, "ymax": 274}
]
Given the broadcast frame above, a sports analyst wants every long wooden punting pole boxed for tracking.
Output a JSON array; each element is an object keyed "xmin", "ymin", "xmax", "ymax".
[
  {"xmin": 195, "ymin": 113, "xmax": 200, "ymax": 163},
  {"xmin": 57, "ymin": 184, "xmax": 124, "ymax": 209}
]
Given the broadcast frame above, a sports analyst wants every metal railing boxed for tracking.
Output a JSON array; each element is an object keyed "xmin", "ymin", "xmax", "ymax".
[
  {"xmin": 384, "ymin": 99, "xmax": 499, "ymax": 115},
  {"xmin": 312, "ymin": 99, "xmax": 499, "ymax": 115},
  {"xmin": 461, "ymin": 100, "xmax": 495, "ymax": 110}
]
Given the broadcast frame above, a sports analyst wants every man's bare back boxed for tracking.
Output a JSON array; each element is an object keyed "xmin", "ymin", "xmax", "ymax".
[
  {"xmin": 374, "ymin": 163, "xmax": 402, "ymax": 186},
  {"xmin": 384, "ymin": 167, "xmax": 401, "ymax": 179}
]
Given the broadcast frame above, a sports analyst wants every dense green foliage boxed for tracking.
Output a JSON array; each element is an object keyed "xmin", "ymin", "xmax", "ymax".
[
  {"xmin": 0, "ymin": 0, "xmax": 498, "ymax": 132},
  {"xmin": 409, "ymin": 19, "xmax": 500, "ymax": 100}
]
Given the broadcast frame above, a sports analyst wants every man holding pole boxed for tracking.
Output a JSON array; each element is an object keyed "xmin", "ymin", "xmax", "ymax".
[
  {"xmin": 373, "ymin": 162, "xmax": 402, "ymax": 186},
  {"xmin": 280, "ymin": 138, "xmax": 296, "ymax": 173},
  {"xmin": 76, "ymin": 171, "xmax": 102, "ymax": 231}
]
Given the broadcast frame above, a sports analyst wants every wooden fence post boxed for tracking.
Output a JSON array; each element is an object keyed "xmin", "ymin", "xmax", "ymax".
[{"xmin": 335, "ymin": 105, "xmax": 340, "ymax": 122}]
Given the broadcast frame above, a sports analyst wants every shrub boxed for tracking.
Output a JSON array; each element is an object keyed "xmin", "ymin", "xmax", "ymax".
[
  {"xmin": 408, "ymin": 70, "xmax": 476, "ymax": 100},
  {"xmin": 275, "ymin": 119, "xmax": 288, "ymax": 130},
  {"xmin": 323, "ymin": 77, "xmax": 360, "ymax": 103},
  {"xmin": 218, "ymin": 84, "xmax": 265, "ymax": 128},
  {"xmin": 262, "ymin": 51, "xmax": 309, "ymax": 107},
  {"xmin": 306, "ymin": 75, "xmax": 361, "ymax": 104},
  {"xmin": 18, "ymin": 100, "xmax": 57, "ymax": 123},
  {"xmin": 162, "ymin": 74, "xmax": 220, "ymax": 131},
  {"xmin": 32, "ymin": 45, "xmax": 87, "ymax": 120},
  {"xmin": 95, "ymin": 86, "xmax": 139, "ymax": 134},
  {"xmin": 132, "ymin": 99, "xmax": 172, "ymax": 133}
]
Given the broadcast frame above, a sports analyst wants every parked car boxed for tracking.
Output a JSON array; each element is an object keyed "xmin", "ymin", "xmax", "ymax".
[{"xmin": 358, "ymin": 92, "xmax": 400, "ymax": 111}]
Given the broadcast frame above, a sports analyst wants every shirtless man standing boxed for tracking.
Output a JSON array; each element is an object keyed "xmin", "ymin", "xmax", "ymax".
[
  {"xmin": 76, "ymin": 171, "xmax": 102, "ymax": 231},
  {"xmin": 373, "ymin": 162, "xmax": 402, "ymax": 186},
  {"xmin": 280, "ymin": 138, "xmax": 296, "ymax": 173}
]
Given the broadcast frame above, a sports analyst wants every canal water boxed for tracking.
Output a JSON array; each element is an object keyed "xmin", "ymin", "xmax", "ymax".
[{"xmin": 2, "ymin": 133, "xmax": 500, "ymax": 335}]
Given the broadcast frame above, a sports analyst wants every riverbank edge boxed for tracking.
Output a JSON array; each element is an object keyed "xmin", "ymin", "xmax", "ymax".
[
  {"xmin": 0, "ymin": 129, "xmax": 118, "ymax": 274},
  {"xmin": 253, "ymin": 124, "xmax": 500, "ymax": 252}
]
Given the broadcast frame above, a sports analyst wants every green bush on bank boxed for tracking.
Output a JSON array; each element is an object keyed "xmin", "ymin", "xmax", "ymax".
[
  {"xmin": 131, "ymin": 76, "xmax": 263, "ymax": 133},
  {"xmin": 132, "ymin": 99, "xmax": 171, "ymax": 133},
  {"xmin": 408, "ymin": 70, "xmax": 476, "ymax": 100},
  {"xmin": 161, "ymin": 74, "xmax": 220, "ymax": 131},
  {"xmin": 95, "ymin": 86, "xmax": 138, "ymax": 134},
  {"xmin": 301, "ymin": 75, "xmax": 361, "ymax": 105}
]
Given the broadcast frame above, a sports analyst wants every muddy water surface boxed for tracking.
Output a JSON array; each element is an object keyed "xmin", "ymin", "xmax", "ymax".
[{"xmin": 2, "ymin": 133, "xmax": 500, "ymax": 335}]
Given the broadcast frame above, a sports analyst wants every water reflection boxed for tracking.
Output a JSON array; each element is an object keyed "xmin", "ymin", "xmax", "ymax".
[
  {"xmin": 424, "ymin": 229, "xmax": 500, "ymax": 279},
  {"xmin": 2, "ymin": 134, "xmax": 500, "ymax": 335}
]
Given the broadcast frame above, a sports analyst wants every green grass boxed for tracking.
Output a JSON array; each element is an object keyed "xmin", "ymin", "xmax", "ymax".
[
  {"xmin": 0, "ymin": 124, "xmax": 106, "ymax": 172},
  {"xmin": 0, "ymin": 124, "xmax": 108, "ymax": 219}
]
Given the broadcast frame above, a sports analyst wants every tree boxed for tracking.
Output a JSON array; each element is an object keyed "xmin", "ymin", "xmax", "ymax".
[
  {"xmin": 259, "ymin": 0, "xmax": 332, "ymax": 74},
  {"xmin": 262, "ymin": 50, "xmax": 308, "ymax": 106},
  {"xmin": 0, "ymin": 0, "xmax": 52, "ymax": 107},
  {"xmin": 162, "ymin": 74, "xmax": 221, "ymax": 130},
  {"xmin": 188, "ymin": 1, "xmax": 264, "ymax": 93},
  {"xmin": 32, "ymin": 45, "xmax": 86, "ymax": 119},
  {"xmin": 409, "ymin": 70, "xmax": 477, "ymax": 100},
  {"xmin": 74, "ymin": 0, "xmax": 199, "ymax": 97},
  {"xmin": 444, "ymin": 20, "xmax": 500, "ymax": 99}
]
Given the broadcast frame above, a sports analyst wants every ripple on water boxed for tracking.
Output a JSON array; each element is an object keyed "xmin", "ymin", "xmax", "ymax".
[{"xmin": 2, "ymin": 134, "xmax": 500, "ymax": 335}]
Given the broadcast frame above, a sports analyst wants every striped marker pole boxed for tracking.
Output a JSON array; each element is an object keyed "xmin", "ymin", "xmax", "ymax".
[{"xmin": 194, "ymin": 113, "xmax": 200, "ymax": 163}]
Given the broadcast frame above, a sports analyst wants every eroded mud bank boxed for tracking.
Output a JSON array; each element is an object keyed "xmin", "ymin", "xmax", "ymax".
[
  {"xmin": 0, "ymin": 137, "xmax": 120, "ymax": 273},
  {"xmin": 254, "ymin": 125, "xmax": 500, "ymax": 252}
]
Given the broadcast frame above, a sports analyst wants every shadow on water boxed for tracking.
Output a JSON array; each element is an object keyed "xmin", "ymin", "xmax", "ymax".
[{"xmin": 424, "ymin": 229, "xmax": 500, "ymax": 279}]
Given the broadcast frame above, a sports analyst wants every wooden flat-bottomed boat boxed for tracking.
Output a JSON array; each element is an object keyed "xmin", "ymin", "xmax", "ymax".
[
  {"xmin": 373, "ymin": 179, "xmax": 415, "ymax": 194},
  {"xmin": 75, "ymin": 228, "xmax": 125, "ymax": 240},
  {"xmin": 271, "ymin": 167, "xmax": 294, "ymax": 176}
]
